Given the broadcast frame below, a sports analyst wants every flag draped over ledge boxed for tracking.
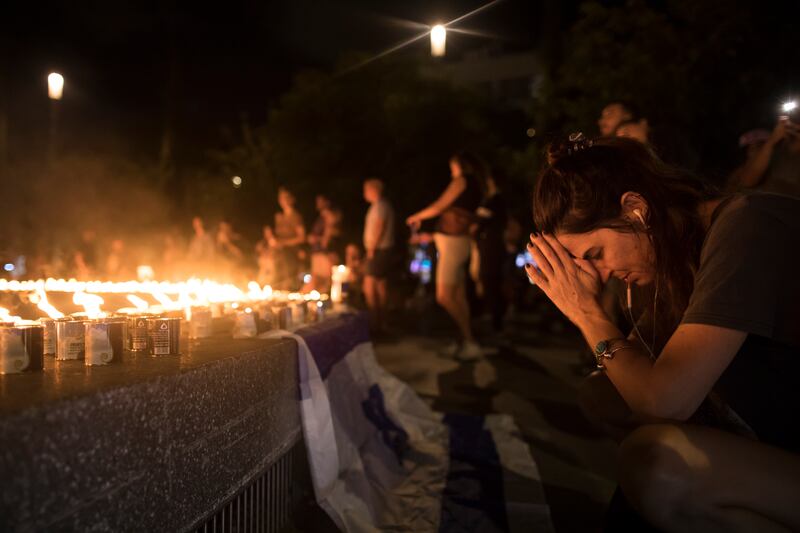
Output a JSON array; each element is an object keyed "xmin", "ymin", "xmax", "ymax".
[{"xmin": 266, "ymin": 314, "xmax": 553, "ymax": 532}]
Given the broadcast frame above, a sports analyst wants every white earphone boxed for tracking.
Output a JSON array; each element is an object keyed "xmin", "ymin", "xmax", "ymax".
[{"xmin": 626, "ymin": 206, "xmax": 658, "ymax": 360}]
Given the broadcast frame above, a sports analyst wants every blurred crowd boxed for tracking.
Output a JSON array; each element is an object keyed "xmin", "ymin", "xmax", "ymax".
[{"xmin": 3, "ymin": 98, "xmax": 798, "ymax": 350}]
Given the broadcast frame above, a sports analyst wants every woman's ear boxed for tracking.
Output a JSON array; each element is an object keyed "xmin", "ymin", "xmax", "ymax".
[{"xmin": 620, "ymin": 191, "xmax": 649, "ymax": 225}]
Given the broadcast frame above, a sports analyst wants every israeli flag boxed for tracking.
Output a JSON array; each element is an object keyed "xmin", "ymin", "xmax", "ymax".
[{"xmin": 268, "ymin": 314, "xmax": 553, "ymax": 532}]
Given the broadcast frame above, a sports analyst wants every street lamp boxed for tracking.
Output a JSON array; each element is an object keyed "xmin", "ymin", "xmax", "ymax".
[
  {"xmin": 47, "ymin": 72, "xmax": 63, "ymax": 162},
  {"xmin": 430, "ymin": 24, "xmax": 446, "ymax": 57},
  {"xmin": 48, "ymin": 73, "xmax": 64, "ymax": 100}
]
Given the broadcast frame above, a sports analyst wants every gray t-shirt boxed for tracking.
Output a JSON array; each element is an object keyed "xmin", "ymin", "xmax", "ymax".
[
  {"xmin": 681, "ymin": 192, "xmax": 800, "ymax": 451},
  {"xmin": 363, "ymin": 199, "xmax": 395, "ymax": 251}
]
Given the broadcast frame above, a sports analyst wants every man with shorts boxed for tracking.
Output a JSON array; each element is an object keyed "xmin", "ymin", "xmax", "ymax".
[{"xmin": 363, "ymin": 178, "xmax": 395, "ymax": 332}]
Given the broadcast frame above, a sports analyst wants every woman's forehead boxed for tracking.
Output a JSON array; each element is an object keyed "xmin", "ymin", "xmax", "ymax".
[{"xmin": 554, "ymin": 229, "xmax": 606, "ymax": 256}]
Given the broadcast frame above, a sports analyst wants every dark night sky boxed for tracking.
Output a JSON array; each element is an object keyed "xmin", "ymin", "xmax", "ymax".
[{"xmin": 1, "ymin": 0, "xmax": 546, "ymax": 161}]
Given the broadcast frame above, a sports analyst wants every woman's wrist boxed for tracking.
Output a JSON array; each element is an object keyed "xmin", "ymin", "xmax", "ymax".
[{"xmin": 574, "ymin": 304, "xmax": 619, "ymax": 345}]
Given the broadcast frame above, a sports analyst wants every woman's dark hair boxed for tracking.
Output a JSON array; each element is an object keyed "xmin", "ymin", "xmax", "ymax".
[
  {"xmin": 533, "ymin": 136, "xmax": 719, "ymax": 328},
  {"xmin": 451, "ymin": 151, "xmax": 488, "ymax": 199}
]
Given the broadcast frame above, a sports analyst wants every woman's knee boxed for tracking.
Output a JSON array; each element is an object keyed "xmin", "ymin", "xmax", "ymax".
[
  {"xmin": 619, "ymin": 424, "xmax": 699, "ymax": 527},
  {"xmin": 436, "ymin": 284, "xmax": 454, "ymax": 306}
]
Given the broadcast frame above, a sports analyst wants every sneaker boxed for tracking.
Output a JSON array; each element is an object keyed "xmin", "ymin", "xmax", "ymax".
[
  {"xmin": 439, "ymin": 341, "xmax": 461, "ymax": 357},
  {"xmin": 457, "ymin": 340, "xmax": 483, "ymax": 361}
]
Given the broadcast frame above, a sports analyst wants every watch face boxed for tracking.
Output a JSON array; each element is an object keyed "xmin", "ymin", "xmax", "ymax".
[{"xmin": 595, "ymin": 340, "xmax": 608, "ymax": 354}]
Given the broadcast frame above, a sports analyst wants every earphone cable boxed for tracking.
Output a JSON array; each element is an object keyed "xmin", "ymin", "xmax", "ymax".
[{"xmin": 627, "ymin": 280, "xmax": 657, "ymax": 361}]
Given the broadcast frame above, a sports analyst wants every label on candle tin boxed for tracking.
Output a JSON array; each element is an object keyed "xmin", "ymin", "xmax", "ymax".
[
  {"xmin": 56, "ymin": 320, "xmax": 85, "ymax": 360},
  {"xmin": 42, "ymin": 320, "xmax": 56, "ymax": 355},
  {"xmin": 0, "ymin": 329, "xmax": 30, "ymax": 374},
  {"xmin": 85, "ymin": 323, "xmax": 113, "ymax": 365},
  {"xmin": 129, "ymin": 317, "xmax": 148, "ymax": 351},
  {"xmin": 152, "ymin": 322, "xmax": 170, "ymax": 355}
]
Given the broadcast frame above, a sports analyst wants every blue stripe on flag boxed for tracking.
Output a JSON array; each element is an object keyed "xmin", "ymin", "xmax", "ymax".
[
  {"xmin": 440, "ymin": 414, "xmax": 509, "ymax": 533},
  {"xmin": 361, "ymin": 384, "xmax": 410, "ymax": 464},
  {"xmin": 296, "ymin": 312, "xmax": 370, "ymax": 379}
]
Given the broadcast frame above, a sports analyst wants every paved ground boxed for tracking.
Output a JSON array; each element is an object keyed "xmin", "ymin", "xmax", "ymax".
[{"xmin": 373, "ymin": 300, "xmax": 619, "ymax": 533}]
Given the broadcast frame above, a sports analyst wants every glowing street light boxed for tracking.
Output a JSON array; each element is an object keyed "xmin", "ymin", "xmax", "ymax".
[
  {"xmin": 48, "ymin": 73, "xmax": 64, "ymax": 101},
  {"xmin": 430, "ymin": 24, "xmax": 446, "ymax": 57},
  {"xmin": 782, "ymin": 101, "xmax": 797, "ymax": 114},
  {"xmin": 231, "ymin": 175, "xmax": 242, "ymax": 188},
  {"xmin": 47, "ymin": 72, "xmax": 64, "ymax": 162}
]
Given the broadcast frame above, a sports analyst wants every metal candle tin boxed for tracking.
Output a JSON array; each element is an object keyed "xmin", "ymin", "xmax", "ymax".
[
  {"xmin": 55, "ymin": 317, "xmax": 86, "ymax": 360},
  {"xmin": 84, "ymin": 318, "xmax": 126, "ymax": 366},
  {"xmin": 291, "ymin": 302, "xmax": 307, "ymax": 326},
  {"xmin": 188, "ymin": 307, "xmax": 212, "ymax": 339},
  {"xmin": 39, "ymin": 318, "xmax": 56, "ymax": 356},
  {"xmin": 0, "ymin": 324, "xmax": 44, "ymax": 374},
  {"xmin": 273, "ymin": 305, "xmax": 292, "ymax": 330},
  {"xmin": 126, "ymin": 314, "xmax": 151, "ymax": 352},
  {"xmin": 307, "ymin": 300, "xmax": 325, "ymax": 323},
  {"xmin": 147, "ymin": 317, "xmax": 181, "ymax": 356},
  {"xmin": 232, "ymin": 310, "xmax": 257, "ymax": 339}
]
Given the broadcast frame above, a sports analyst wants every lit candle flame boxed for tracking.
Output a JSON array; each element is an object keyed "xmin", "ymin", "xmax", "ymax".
[
  {"xmin": 127, "ymin": 294, "xmax": 150, "ymax": 312},
  {"xmin": 73, "ymin": 291, "xmax": 106, "ymax": 319},
  {"xmin": 0, "ymin": 306, "xmax": 22, "ymax": 323},
  {"xmin": 29, "ymin": 289, "xmax": 65, "ymax": 319}
]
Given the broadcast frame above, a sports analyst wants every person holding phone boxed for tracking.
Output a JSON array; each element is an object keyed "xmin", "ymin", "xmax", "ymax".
[
  {"xmin": 735, "ymin": 104, "xmax": 800, "ymax": 197},
  {"xmin": 529, "ymin": 135, "xmax": 800, "ymax": 531}
]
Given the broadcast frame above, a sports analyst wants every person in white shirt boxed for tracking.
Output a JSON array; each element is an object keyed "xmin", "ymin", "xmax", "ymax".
[{"xmin": 362, "ymin": 178, "xmax": 395, "ymax": 332}]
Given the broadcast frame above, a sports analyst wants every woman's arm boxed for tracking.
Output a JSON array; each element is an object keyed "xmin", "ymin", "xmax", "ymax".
[
  {"xmin": 737, "ymin": 120, "xmax": 786, "ymax": 188},
  {"xmin": 576, "ymin": 310, "xmax": 746, "ymax": 420},
  {"xmin": 406, "ymin": 177, "xmax": 466, "ymax": 225},
  {"xmin": 527, "ymin": 233, "xmax": 747, "ymax": 421}
]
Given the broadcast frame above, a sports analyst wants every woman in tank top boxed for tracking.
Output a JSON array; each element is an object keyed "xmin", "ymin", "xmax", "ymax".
[{"xmin": 406, "ymin": 152, "xmax": 486, "ymax": 360}]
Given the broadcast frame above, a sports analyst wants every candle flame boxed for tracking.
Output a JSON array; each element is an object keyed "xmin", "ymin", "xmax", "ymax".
[
  {"xmin": 29, "ymin": 289, "xmax": 65, "ymax": 319},
  {"xmin": 127, "ymin": 294, "xmax": 150, "ymax": 311},
  {"xmin": 73, "ymin": 291, "xmax": 106, "ymax": 319},
  {"xmin": 0, "ymin": 306, "xmax": 22, "ymax": 323}
]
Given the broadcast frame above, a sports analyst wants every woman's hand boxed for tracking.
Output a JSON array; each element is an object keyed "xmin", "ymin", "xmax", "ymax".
[
  {"xmin": 406, "ymin": 214, "xmax": 422, "ymax": 231},
  {"xmin": 525, "ymin": 233, "xmax": 605, "ymax": 326}
]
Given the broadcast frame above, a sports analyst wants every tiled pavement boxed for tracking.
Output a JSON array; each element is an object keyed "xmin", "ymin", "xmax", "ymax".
[{"xmin": 373, "ymin": 303, "xmax": 619, "ymax": 533}]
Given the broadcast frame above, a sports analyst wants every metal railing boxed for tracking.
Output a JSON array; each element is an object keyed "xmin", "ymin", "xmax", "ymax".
[{"xmin": 194, "ymin": 445, "xmax": 297, "ymax": 533}]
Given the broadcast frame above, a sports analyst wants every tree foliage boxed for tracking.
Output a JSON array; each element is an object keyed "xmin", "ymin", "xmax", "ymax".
[
  {"xmin": 539, "ymin": 0, "xmax": 800, "ymax": 178},
  {"xmin": 210, "ymin": 56, "xmax": 507, "ymax": 240}
]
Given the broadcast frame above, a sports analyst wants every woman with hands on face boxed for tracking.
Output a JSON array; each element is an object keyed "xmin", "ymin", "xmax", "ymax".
[{"xmin": 528, "ymin": 134, "xmax": 800, "ymax": 532}]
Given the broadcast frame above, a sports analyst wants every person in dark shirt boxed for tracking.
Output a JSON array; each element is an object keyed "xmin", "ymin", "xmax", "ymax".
[
  {"xmin": 528, "ymin": 135, "xmax": 800, "ymax": 531},
  {"xmin": 475, "ymin": 173, "xmax": 508, "ymax": 333}
]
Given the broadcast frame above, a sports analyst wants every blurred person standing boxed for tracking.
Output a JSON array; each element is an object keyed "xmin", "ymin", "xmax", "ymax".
[
  {"xmin": 255, "ymin": 225, "xmax": 275, "ymax": 286},
  {"xmin": 598, "ymin": 102, "xmax": 635, "ymax": 137},
  {"xmin": 105, "ymin": 238, "xmax": 131, "ymax": 280},
  {"xmin": 345, "ymin": 242, "xmax": 365, "ymax": 307},
  {"xmin": 308, "ymin": 194, "xmax": 343, "ymax": 291},
  {"xmin": 406, "ymin": 153, "xmax": 486, "ymax": 360},
  {"xmin": 616, "ymin": 117, "xmax": 651, "ymax": 144},
  {"xmin": 216, "ymin": 220, "xmax": 244, "ymax": 281},
  {"xmin": 187, "ymin": 216, "xmax": 216, "ymax": 276},
  {"xmin": 734, "ymin": 117, "xmax": 800, "ymax": 197},
  {"xmin": 74, "ymin": 229, "xmax": 98, "ymax": 279},
  {"xmin": 362, "ymin": 179, "xmax": 395, "ymax": 333},
  {"xmin": 271, "ymin": 187, "xmax": 306, "ymax": 289},
  {"xmin": 475, "ymin": 173, "xmax": 508, "ymax": 334},
  {"xmin": 160, "ymin": 231, "xmax": 183, "ymax": 280}
]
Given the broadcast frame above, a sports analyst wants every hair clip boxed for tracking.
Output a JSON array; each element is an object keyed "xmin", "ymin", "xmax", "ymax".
[{"xmin": 566, "ymin": 132, "xmax": 593, "ymax": 154}]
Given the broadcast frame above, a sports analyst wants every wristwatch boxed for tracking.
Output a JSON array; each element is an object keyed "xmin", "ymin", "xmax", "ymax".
[{"xmin": 593, "ymin": 338, "xmax": 630, "ymax": 369}]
